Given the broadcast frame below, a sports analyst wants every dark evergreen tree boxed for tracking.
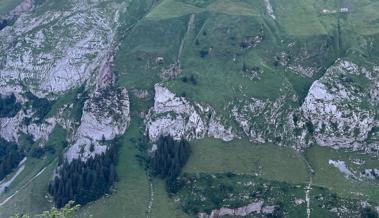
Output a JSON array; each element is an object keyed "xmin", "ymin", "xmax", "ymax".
[
  {"xmin": 0, "ymin": 138, "xmax": 24, "ymax": 181},
  {"xmin": 150, "ymin": 135, "xmax": 191, "ymax": 193},
  {"xmin": 0, "ymin": 94, "xmax": 21, "ymax": 118},
  {"xmin": 49, "ymin": 142, "xmax": 120, "ymax": 208}
]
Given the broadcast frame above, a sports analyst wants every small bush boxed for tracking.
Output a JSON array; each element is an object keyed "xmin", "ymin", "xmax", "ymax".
[{"xmin": 0, "ymin": 94, "xmax": 21, "ymax": 118}]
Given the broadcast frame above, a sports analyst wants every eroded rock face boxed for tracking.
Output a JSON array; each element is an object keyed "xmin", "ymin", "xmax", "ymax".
[
  {"xmin": 0, "ymin": 110, "xmax": 26, "ymax": 142},
  {"xmin": 0, "ymin": 109, "xmax": 56, "ymax": 145},
  {"xmin": 300, "ymin": 59, "xmax": 378, "ymax": 150},
  {"xmin": 231, "ymin": 85, "xmax": 298, "ymax": 145},
  {"xmin": 199, "ymin": 201, "xmax": 276, "ymax": 218},
  {"xmin": 145, "ymin": 84, "xmax": 234, "ymax": 142},
  {"xmin": 65, "ymin": 87, "xmax": 130, "ymax": 161},
  {"xmin": 0, "ymin": 0, "xmax": 130, "ymax": 161},
  {"xmin": 0, "ymin": 0, "xmax": 125, "ymax": 97}
]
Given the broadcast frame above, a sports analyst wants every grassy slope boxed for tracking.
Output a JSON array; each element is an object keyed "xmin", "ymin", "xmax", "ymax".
[
  {"xmin": 183, "ymin": 138, "xmax": 308, "ymax": 184},
  {"xmin": 112, "ymin": 0, "xmax": 379, "ymax": 217},
  {"xmin": 0, "ymin": 0, "xmax": 22, "ymax": 16},
  {"xmin": 75, "ymin": 118, "xmax": 151, "ymax": 218},
  {"xmin": 2, "ymin": 0, "xmax": 379, "ymax": 217},
  {"xmin": 0, "ymin": 158, "xmax": 56, "ymax": 218},
  {"xmin": 306, "ymin": 145, "xmax": 379, "ymax": 202},
  {"xmin": 0, "ymin": 125, "xmax": 70, "ymax": 217},
  {"xmin": 118, "ymin": 0, "xmax": 343, "ymax": 117}
]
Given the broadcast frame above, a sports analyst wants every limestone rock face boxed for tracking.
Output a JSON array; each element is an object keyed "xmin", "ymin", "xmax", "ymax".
[
  {"xmin": 0, "ymin": 109, "xmax": 56, "ymax": 145},
  {"xmin": 199, "ymin": 201, "xmax": 276, "ymax": 218},
  {"xmin": 77, "ymin": 88, "xmax": 130, "ymax": 141},
  {"xmin": 0, "ymin": 111, "xmax": 26, "ymax": 142},
  {"xmin": 22, "ymin": 118, "xmax": 56, "ymax": 142},
  {"xmin": 145, "ymin": 84, "xmax": 234, "ymax": 142},
  {"xmin": 300, "ymin": 59, "xmax": 378, "ymax": 150},
  {"xmin": 0, "ymin": 0, "xmax": 125, "ymax": 97},
  {"xmin": 231, "ymin": 86, "xmax": 298, "ymax": 145},
  {"xmin": 65, "ymin": 87, "xmax": 130, "ymax": 161}
]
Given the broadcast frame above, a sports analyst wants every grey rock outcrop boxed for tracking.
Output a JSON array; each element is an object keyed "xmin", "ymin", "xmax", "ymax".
[
  {"xmin": 65, "ymin": 87, "xmax": 130, "ymax": 162},
  {"xmin": 300, "ymin": 59, "xmax": 378, "ymax": 150},
  {"xmin": 145, "ymin": 84, "xmax": 234, "ymax": 142},
  {"xmin": 0, "ymin": 0, "xmax": 125, "ymax": 97},
  {"xmin": 231, "ymin": 85, "xmax": 298, "ymax": 145},
  {"xmin": 199, "ymin": 201, "xmax": 276, "ymax": 218}
]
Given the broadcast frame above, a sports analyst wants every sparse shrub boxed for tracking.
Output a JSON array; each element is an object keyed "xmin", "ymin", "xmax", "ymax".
[
  {"xmin": 199, "ymin": 49, "xmax": 208, "ymax": 58},
  {"xmin": 30, "ymin": 146, "xmax": 46, "ymax": 158},
  {"xmin": 360, "ymin": 207, "xmax": 379, "ymax": 218},
  {"xmin": 189, "ymin": 75, "xmax": 197, "ymax": 85},
  {"xmin": 305, "ymin": 121, "xmax": 315, "ymax": 134},
  {"xmin": 25, "ymin": 92, "xmax": 54, "ymax": 123},
  {"xmin": 0, "ymin": 94, "xmax": 21, "ymax": 118},
  {"xmin": 0, "ymin": 19, "xmax": 8, "ymax": 30},
  {"xmin": 181, "ymin": 76, "xmax": 188, "ymax": 83}
]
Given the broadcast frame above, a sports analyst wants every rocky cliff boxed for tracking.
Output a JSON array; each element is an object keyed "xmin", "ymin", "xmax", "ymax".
[
  {"xmin": 145, "ymin": 84, "xmax": 234, "ymax": 142},
  {"xmin": 65, "ymin": 86, "xmax": 130, "ymax": 162},
  {"xmin": 299, "ymin": 59, "xmax": 379, "ymax": 151}
]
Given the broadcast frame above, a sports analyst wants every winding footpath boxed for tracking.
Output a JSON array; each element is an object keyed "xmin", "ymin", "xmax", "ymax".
[
  {"xmin": 177, "ymin": 13, "xmax": 195, "ymax": 62},
  {"xmin": 300, "ymin": 154, "xmax": 315, "ymax": 218},
  {"xmin": 146, "ymin": 177, "xmax": 154, "ymax": 218}
]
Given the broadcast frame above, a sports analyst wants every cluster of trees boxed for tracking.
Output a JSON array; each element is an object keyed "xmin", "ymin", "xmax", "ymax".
[
  {"xmin": 25, "ymin": 92, "xmax": 54, "ymax": 123},
  {"xmin": 181, "ymin": 75, "xmax": 197, "ymax": 85},
  {"xmin": 0, "ymin": 94, "xmax": 21, "ymax": 118},
  {"xmin": 0, "ymin": 19, "xmax": 8, "ymax": 31},
  {"xmin": 361, "ymin": 207, "xmax": 379, "ymax": 218},
  {"xmin": 49, "ymin": 144, "xmax": 118, "ymax": 208},
  {"xmin": 0, "ymin": 138, "xmax": 24, "ymax": 181},
  {"xmin": 150, "ymin": 135, "xmax": 191, "ymax": 193}
]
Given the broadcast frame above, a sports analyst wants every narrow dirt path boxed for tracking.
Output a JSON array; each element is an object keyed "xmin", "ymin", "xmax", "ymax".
[
  {"xmin": 0, "ymin": 161, "xmax": 51, "ymax": 207},
  {"xmin": 305, "ymin": 175, "xmax": 312, "ymax": 218},
  {"xmin": 145, "ymin": 176, "xmax": 154, "ymax": 218},
  {"xmin": 177, "ymin": 13, "xmax": 195, "ymax": 62},
  {"xmin": 300, "ymin": 153, "xmax": 315, "ymax": 218}
]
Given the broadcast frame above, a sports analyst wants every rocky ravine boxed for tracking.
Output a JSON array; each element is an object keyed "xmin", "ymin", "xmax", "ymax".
[{"xmin": 145, "ymin": 84, "xmax": 235, "ymax": 142}]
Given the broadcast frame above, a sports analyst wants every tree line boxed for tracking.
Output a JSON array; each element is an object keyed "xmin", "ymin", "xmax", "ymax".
[
  {"xmin": 150, "ymin": 135, "xmax": 191, "ymax": 193},
  {"xmin": 48, "ymin": 143, "xmax": 119, "ymax": 208},
  {"xmin": 0, "ymin": 138, "xmax": 24, "ymax": 181}
]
